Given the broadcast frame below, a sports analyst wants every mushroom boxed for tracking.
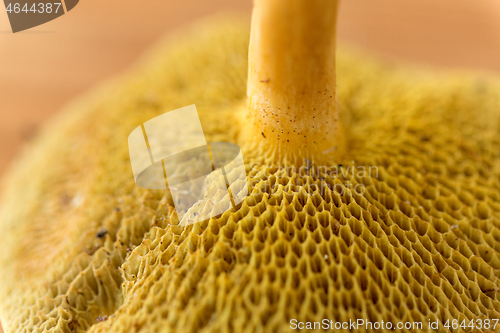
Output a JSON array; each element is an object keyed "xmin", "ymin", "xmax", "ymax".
[{"xmin": 1, "ymin": 1, "xmax": 500, "ymax": 332}]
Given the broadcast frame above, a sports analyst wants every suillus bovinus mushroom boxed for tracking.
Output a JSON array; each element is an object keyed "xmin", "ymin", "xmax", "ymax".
[{"xmin": 1, "ymin": 1, "xmax": 500, "ymax": 332}]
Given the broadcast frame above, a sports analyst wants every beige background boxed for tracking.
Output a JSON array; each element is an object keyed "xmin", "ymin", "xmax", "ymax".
[{"xmin": 1, "ymin": 0, "xmax": 500, "ymax": 331}]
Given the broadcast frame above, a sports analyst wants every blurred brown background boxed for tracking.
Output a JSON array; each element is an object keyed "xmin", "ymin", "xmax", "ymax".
[{"xmin": 1, "ymin": 0, "xmax": 500, "ymax": 331}]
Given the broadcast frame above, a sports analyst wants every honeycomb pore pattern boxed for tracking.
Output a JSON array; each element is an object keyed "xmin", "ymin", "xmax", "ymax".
[{"xmin": 1, "ymin": 19, "xmax": 500, "ymax": 333}]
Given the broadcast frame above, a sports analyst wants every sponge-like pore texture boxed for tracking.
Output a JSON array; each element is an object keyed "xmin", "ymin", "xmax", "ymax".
[{"xmin": 1, "ymin": 19, "xmax": 500, "ymax": 333}]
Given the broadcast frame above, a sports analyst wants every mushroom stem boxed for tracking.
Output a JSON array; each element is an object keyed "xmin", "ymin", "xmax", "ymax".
[{"xmin": 247, "ymin": 0, "xmax": 343, "ymax": 165}]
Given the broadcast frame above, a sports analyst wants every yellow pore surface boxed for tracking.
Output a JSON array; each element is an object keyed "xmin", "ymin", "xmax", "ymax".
[{"xmin": 1, "ymin": 19, "xmax": 500, "ymax": 333}]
